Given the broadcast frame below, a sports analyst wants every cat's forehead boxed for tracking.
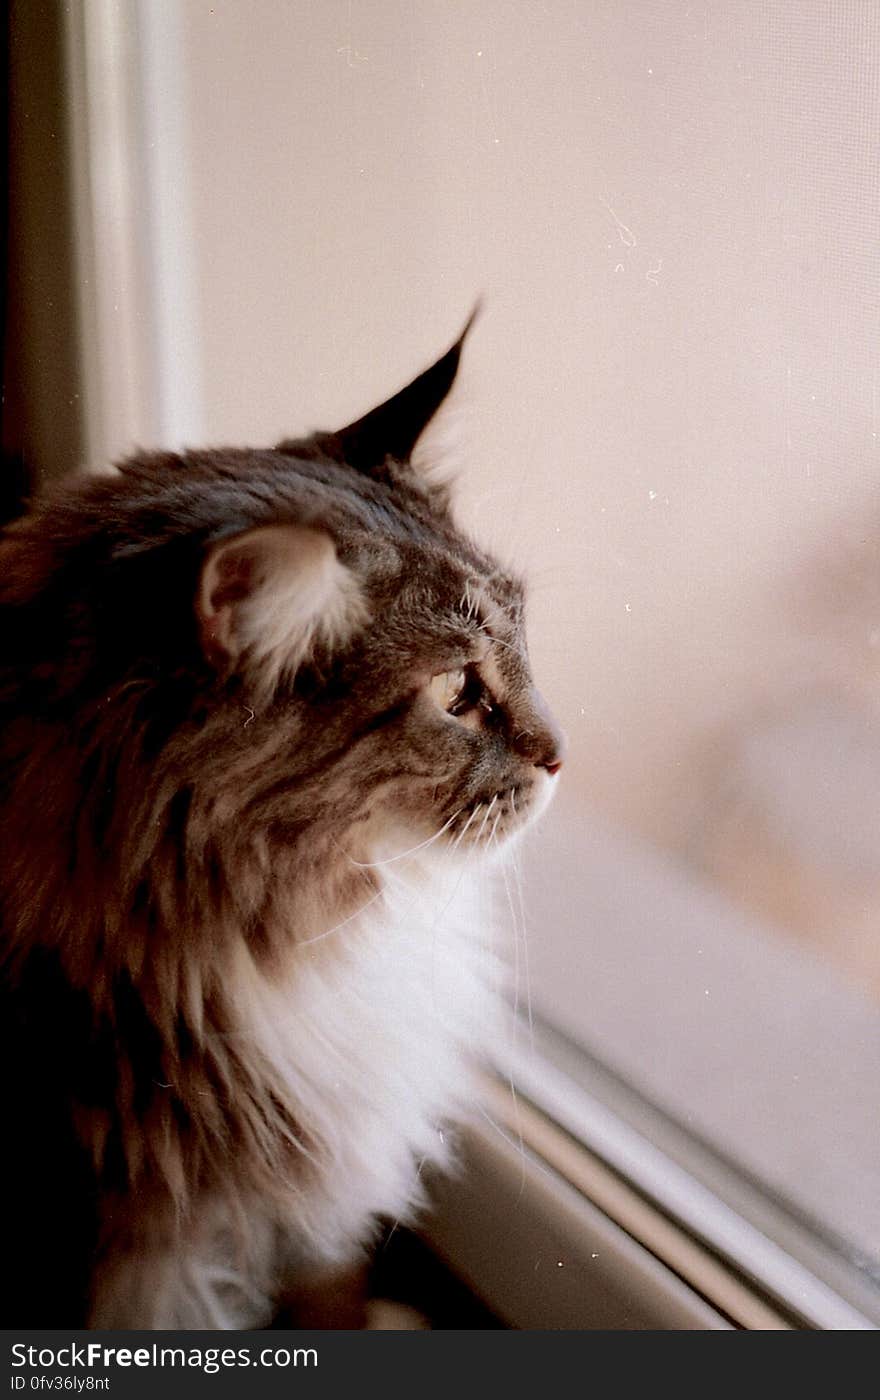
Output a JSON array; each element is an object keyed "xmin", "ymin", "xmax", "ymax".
[
  {"xmin": 386, "ymin": 522, "xmax": 523, "ymax": 633},
  {"xmin": 316, "ymin": 463, "xmax": 524, "ymax": 625},
  {"xmin": 375, "ymin": 548, "xmax": 527, "ymax": 680}
]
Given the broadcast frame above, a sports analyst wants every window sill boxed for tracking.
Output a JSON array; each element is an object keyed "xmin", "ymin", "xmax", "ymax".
[{"xmin": 420, "ymin": 1051, "xmax": 878, "ymax": 1330}]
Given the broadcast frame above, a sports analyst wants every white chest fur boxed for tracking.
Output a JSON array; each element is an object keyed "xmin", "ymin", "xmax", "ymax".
[{"xmin": 234, "ymin": 859, "xmax": 505, "ymax": 1261}]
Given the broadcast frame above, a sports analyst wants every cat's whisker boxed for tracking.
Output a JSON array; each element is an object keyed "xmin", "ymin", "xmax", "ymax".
[
  {"xmin": 497, "ymin": 865, "xmax": 529, "ymax": 1200},
  {"xmin": 433, "ymin": 819, "xmax": 482, "ymax": 921},
  {"xmin": 448, "ymin": 803, "xmax": 481, "ymax": 853},
  {"xmin": 478, "ymin": 1095, "xmax": 527, "ymax": 1200},
  {"xmin": 327, "ymin": 833, "xmax": 380, "ymax": 896},
  {"xmin": 298, "ymin": 887, "xmax": 384, "ymax": 946},
  {"xmin": 476, "ymin": 622, "xmax": 519, "ymax": 656},
  {"xmin": 346, "ymin": 809, "xmax": 463, "ymax": 869},
  {"xmin": 427, "ymin": 809, "xmax": 488, "ymax": 1021},
  {"xmin": 475, "ymin": 794, "xmax": 498, "ymax": 846},
  {"xmin": 499, "ymin": 839, "xmax": 521, "ymax": 1022},
  {"xmin": 509, "ymin": 838, "xmax": 535, "ymax": 1056},
  {"xmin": 479, "ymin": 790, "xmax": 530, "ymax": 1192},
  {"xmin": 380, "ymin": 1153, "xmax": 430, "ymax": 1259},
  {"xmin": 508, "ymin": 789, "xmax": 534, "ymax": 1048},
  {"xmin": 461, "ymin": 578, "xmax": 475, "ymax": 623}
]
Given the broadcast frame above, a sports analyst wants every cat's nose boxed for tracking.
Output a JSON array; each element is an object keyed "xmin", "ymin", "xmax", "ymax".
[
  {"xmin": 514, "ymin": 691, "xmax": 566, "ymax": 775},
  {"xmin": 535, "ymin": 733, "xmax": 565, "ymax": 775}
]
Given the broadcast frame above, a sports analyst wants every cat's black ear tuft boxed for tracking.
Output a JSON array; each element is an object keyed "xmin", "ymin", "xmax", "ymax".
[{"xmin": 279, "ymin": 305, "xmax": 480, "ymax": 479}]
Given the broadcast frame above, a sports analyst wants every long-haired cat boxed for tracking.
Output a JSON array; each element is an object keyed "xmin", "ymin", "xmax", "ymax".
[{"xmin": 0, "ymin": 316, "xmax": 563, "ymax": 1328}]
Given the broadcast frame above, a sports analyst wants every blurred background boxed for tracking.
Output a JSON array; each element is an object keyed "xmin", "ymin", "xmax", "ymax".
[{"xmin": 5, "ymin": 0, "xmax": 880, "ymax": 1322}]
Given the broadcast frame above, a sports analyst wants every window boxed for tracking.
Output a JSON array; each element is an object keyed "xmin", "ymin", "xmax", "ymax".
[{"xmin": 42, "ymin": 0, "xmax": 880, "ymax": 1328}]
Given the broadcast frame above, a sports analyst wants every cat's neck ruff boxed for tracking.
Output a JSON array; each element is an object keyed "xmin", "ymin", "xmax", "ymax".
[{"xmin": 231, "ymin": 854, "xmax": 506, "ymax": 1257}]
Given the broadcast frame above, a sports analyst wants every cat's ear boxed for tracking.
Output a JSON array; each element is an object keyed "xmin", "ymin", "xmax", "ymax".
[
  {"xmin": 196, "ymin": 524, "xmax": 365, "ymax": 692},
  {"xmin": 279, "ymin": 306, "xmax": 479, "ymax": 479}
]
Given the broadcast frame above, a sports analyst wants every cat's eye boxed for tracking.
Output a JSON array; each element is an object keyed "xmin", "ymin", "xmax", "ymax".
[
  {"xmin": 430, "ymin": 668, "xmax": 469, "ymax": 713},
  {"xmin": 429, "ymin": 665, "xmax": 495, "ymax": 721}
]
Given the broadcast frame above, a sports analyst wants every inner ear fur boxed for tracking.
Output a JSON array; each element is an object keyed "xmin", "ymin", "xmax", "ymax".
[{"xmin": 196, "ymin": 524, "xmax": 366, "ymax": 693}]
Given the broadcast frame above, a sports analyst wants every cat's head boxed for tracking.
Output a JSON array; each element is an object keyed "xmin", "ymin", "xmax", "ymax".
[{"xmin": 0, "ymin": 314, "xmax": 563, "ymax": 957}]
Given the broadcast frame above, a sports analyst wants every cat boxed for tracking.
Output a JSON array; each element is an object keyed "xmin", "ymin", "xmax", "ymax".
[{"xmin": 0, "ymin": 315, "xmax": 563, "ymax": 1328}]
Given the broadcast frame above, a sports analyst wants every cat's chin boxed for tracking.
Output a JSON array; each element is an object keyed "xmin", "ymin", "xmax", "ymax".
[
  {"xmin": 367, "ymin": 771, "xmax": 558, "ymax": 874},
  {"xmin": 454, "ymin": 771, "xmax": 558, "ymax": 851}
]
